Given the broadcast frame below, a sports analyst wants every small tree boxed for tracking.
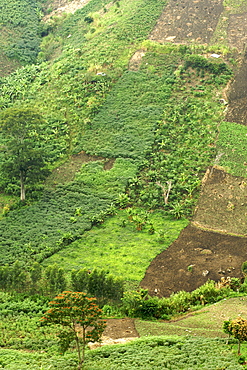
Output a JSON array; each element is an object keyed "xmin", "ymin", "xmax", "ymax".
[
  {"xmin": 223, "ymin": 317, "xmax": 247, "ymax": 355},
  {"xmin": 41, "ymin": 291, "xmax": 106, "ymax": 369}
]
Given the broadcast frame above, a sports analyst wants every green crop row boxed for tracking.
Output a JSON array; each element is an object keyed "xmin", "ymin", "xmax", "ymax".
[
  {"xmin": 0, "ymin": 336, "xmax": 243, "ymax": 369},
  {"xmin": 0, "ymin": 159, "xmax": 137, "ymax": 264}
]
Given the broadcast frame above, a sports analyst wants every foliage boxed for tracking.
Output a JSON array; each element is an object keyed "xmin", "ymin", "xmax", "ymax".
[
  {"xmin": 217, "ymin": 121, "xmax": 247, "ymax": 177},
  {"xmin": 85, "ymin": 336, "xmax": 243, "ymax": 369},
  {"xmin": 124, "ymin": 51, "xmax": 231, "ymax": 215},
  {"xmin": 0, "ymin": 291, "xmax": 57, "ymax": 352},
  {"xmin": 71, "ymin": 267, "xmax": 124, "ymax": 306},
  {"xmin": 184, "ymin": 54, "xmax": 233, "ymax": 80},
  {"xmin": 224, "ymin": 317, "xmax": 247, "ymax": 355},
  {"xmin": 0, "ymin": 0, "xmax": 42, "ymax": 66},
  {"xmin": 41, "ymin": 291, "xmax": 106, "ymax": 368},
  {"xmin": 44, "ymin": 263, "xmax": 67, "ymax": 296},
  {"xmin": 0, "ymin": 107, "xmax": 50, "ymax": 200},
  {"xmin": 122, "ymin": 280, "xmax": 238, "ymax": 319},
  {"xmin": 0, "ymin": 159, "xmax": 137, "ymax": 264}
]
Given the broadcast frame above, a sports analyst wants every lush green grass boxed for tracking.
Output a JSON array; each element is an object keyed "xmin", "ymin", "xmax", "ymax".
[
  {"xmin": 44, "ymin": 210, "xmax": 188, "ymax": 283},
  {"xmin": 217, "ymin": 121, "xmax": 247, "ymax": 177}
]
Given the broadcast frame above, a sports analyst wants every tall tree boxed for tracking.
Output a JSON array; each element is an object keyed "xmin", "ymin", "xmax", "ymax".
[
  {"xmin": 0, "ymin": 107, "xmax": 49, "ymax": 200},
  {"xmin": 41, "ymin": 291, "xmax": 106, "ymax": 369}
]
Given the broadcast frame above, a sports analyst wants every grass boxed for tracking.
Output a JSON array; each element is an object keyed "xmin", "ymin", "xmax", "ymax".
[
  {"xmin": 217, "ymin": 121, "xmax": 247, "ymax": 177},
  {"xmin": 135, "ymin": 296, "xmax": 247, "ymax": 338},
  {"xmin": 43, "ymin": 210, "xmax": 188, "ymax": 283}
]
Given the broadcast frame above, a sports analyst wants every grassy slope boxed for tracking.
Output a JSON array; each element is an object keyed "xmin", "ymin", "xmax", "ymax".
[
  {"xmin": 43, "ymin": 210, "xmax": 188, "ymax": 284},
  {"xmin": 136, "ymin": 296, "xmax": 247, "ymax": 338}
]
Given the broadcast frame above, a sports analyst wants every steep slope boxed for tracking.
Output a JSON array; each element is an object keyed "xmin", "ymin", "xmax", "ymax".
[
  {"xmin": 0, "ymin": 0, "xmax": 246, "ymax": 296},
  {"xmin": 141, "ymin": 0, "xmax": 247, "ymax": 296}
]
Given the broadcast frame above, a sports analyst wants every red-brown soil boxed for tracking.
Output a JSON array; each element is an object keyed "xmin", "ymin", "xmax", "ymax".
[{"xmin": 103, "ymin": 318, "xmax": 139, "ymax": 340}]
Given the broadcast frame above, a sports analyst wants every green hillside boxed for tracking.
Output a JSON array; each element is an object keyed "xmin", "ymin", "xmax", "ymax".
[
  {"xmin": 1, "ymin": 0, "xmax": 247, "ymax": 368},
  {"xmin": 0, "ymin": 0, "xmax": 45, "ymax": 75}
]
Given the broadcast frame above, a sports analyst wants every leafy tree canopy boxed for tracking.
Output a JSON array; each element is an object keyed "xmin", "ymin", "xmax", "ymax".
[
  {"xmin": 0, "ymin": 106, "xmax": 49, "ymax": 200},
  {"xmin": 41, "ymin": 291, "xmax": 106, "ymax": 369}
]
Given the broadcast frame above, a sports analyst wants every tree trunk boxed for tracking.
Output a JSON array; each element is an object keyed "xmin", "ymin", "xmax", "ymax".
[
  {"xmin": 74, "ymin": 325, "xmax": 84, "ymax": 370},
  {"xmin": 238, "ymin": 340, "xmax": 241, "ymax": 355},
  {"xmin": 20, "ymin": 171, "xmax": 25, "ymax": 201}
]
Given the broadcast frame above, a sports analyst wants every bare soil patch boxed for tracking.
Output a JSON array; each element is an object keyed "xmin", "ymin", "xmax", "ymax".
[
  {"xmin": 227, "ymin": 12, "xmax": 247, "ymax": 51},
  {"xmin": 129, "ymin": 50, "xmax": 146, "ymax": 71},
  {"xmin": 141, "ymin": 224, "xmax": 247, "ymax": 297},
  {"xmin": 46, "ymin": 151, "xmax": 114, "ymax": 187},
  {"xmin": 193, "ymin": 167, "xmax": 247, "ymax": 235},
  {"xmin": 149, "ymin": 0, "xmax": 223, "ymax": 44},
  {"xmin": 226, "ymin": 53, "xmax": 247, "ymax": 124},
  {"xmin": 89, "ymin": 318, "xmax": 139, "ymax": 348}
]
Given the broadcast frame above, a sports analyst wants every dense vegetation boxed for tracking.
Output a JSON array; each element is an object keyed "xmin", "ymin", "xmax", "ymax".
[
  {"xmin": 0, "ymin": 0, "xmax": 247, "ymax": 368},
  {"xmin": 0, "ymin": 0, "xmax": 45, "ymax": 74},
  {"xmin": 0, "ymin": 280, "xmax": 246, "ymax": 369},
  {"xmin": 0, "ymin": 44, "xmax": 232, "ymax": 266}
]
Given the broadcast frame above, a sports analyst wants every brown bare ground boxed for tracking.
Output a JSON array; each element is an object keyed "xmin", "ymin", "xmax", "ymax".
[
  {"xmin": 149, "ymin": 0, "xmax": 223, "ymax": 44},
  {"xmin": 141, "ymin": 224, "xmax": 247, "ymax": 297}
]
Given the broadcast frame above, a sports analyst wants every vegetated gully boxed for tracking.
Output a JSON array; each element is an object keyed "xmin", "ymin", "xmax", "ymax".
[{"xmin": 141, "ymin": 0, "xmax": 247, "ymax": 297}]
